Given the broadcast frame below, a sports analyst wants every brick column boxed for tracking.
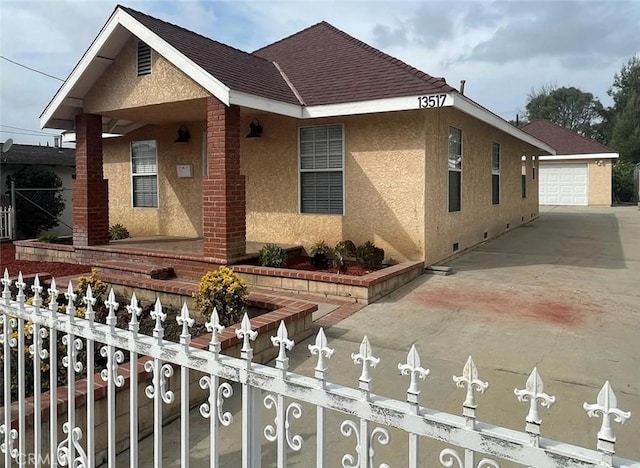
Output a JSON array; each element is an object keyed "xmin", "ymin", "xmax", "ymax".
[
  {"xmin": 73, "ymin": 113, "xmax": 109, "ymax": 246},
  {"xmin": 203, "ymin": 97, "xmax": 246, "ymax": 263}
]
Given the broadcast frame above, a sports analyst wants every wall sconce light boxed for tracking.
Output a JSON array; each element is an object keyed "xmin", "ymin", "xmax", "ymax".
[
  {"xmin": 595, "ymin": 160, "xmax": 604, "ymax": 166},
  {"xmin": 175, "ymin": 125, "xmax": 191, "ymax": 144},
  {"xmin": 246, "ymin": 119, "xmax": 263, "ymax": 139}
]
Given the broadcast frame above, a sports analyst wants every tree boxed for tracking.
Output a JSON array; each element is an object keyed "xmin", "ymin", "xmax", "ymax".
[
  {"xmin": 612, "ymin": 160, "xmax": 636, "ymax": 202},
  {"xmin": 608, "ymin": 56, "xmax": 640, "ymax": 162},
  {"xmin": 6, "ymin": 167, "xmax": 65, "ymax": 238},
  {"xmin": 525, "ymin": 85, "xmax": 605, "ymax": 139}
]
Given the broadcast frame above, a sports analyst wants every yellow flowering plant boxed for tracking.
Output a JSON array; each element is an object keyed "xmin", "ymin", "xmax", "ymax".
[{"xmin": 193, "ymin": 267, "xmax": 248, "ymax": 327}]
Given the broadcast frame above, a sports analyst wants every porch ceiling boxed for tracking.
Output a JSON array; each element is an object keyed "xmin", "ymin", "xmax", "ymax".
[{"xmin": 102, "ymin": 98, "xmax": 208, "ymax": 129}]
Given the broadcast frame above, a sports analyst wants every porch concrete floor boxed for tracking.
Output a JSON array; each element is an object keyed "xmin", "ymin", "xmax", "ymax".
[
  {"xmin": 114, "ymin": 206, "xmax": 640, "ymax": 467},
  {"xmin": 105, "ymin": 236, "xmax": 300, "ymax": 258}
]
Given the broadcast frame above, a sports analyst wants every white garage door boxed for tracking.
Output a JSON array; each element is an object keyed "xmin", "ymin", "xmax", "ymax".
[{"xmin": 539, "ymin": 163, "xmax": 588, "ymax": 206}]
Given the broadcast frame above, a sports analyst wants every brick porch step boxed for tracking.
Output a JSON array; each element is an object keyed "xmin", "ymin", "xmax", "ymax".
[{"xmin": 94, "ymin": 260, "xmax": 175, "ymax": 280}]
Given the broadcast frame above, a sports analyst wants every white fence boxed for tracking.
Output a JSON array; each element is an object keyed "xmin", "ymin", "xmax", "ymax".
[
  {"xmin": 0, "ymin": 206, "xmax": 13, "ymax": 239},
  {"xmin": 0, "ymin": 270, "xmax": 638, "ymax": 468}
]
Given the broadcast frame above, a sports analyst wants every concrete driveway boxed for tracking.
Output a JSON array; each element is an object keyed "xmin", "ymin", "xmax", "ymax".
[{"xmin": 121, "ymin": 206, "xmax": 640, "ymax": 466}]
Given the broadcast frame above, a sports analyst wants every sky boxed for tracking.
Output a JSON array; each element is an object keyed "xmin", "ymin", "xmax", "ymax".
[{"xmin": 0, "ymin": 0, "xmax": 639, "ymax": 147}]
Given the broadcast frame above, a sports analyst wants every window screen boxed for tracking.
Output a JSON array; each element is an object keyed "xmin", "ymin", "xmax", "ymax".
[
  {"xmin": 448, "ymin": 127, "xmax": 462, "ymax": 212},
  {"xmin": 299, "ymin": 125, "xmax": 343, "ymax": 214}
]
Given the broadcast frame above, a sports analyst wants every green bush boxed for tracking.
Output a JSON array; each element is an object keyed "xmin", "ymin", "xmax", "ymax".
[
  {"xmin": 193, "ymin": 267, "xmax": 248, "ymax": 326},
  {"xmin": 333, "ymin": 240, "xmax": 357, "ymax": 272},
  {"xmin": 38, "ymin": 232, "xmax": 60, "ymax": 243},
  {"xmin": 612, "ymin": 161, "xmax": 636, "ymax": 202},
  {"xmin": 310, "ymin": 240, "xmax": 331, "ymax": 269},
  {"xmin": 109, "ymin": 223, "xmax": 130, "ymax": 240},
  {"xmin": 355, "ymin": 241, "xmax": 385, "ymax": 269},
  {"xmin": 259, "ymin": 243, "xmax": 288, "ymax": 268}
]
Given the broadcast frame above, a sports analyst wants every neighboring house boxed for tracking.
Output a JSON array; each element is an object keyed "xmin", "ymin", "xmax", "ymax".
[
  {"xmin": 40, "ymin": 5, "xmax": 554, "ymax": 266},
  {"xmin": 0, "ymin": 143, "xmax": 74, "ymax": 236},
  {"xmin": 521, "ymin": 120, "xmax": 618, "ymax": 206}
]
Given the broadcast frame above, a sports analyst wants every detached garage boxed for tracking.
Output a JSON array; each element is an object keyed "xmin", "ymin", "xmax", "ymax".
[
  {"xmin": 539, "ymin": 163, "xmax": 588, "ymax": 206},
  {"xmin": 522, "ymin": 120, "xmax": 619, "ymax": 206}
]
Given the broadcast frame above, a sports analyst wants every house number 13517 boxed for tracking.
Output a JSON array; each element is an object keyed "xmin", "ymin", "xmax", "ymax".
[{"xmin": 418, "ymin": 94, "xmax": 447, "ymax": 109}]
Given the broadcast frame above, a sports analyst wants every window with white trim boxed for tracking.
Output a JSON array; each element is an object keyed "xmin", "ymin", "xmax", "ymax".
[
  {"xmin": 299, "ymin": 125, "xmax": 344, "ymax": 214},
  {"xmin": 521, "ymin": 155, "xmax": 527, "ymax": 198},
  {"xmin": 137, "ymin": 41, "xmax": 152, "ymax": 76},
  {"xmin": 448, "ymin": 127, "xmax": 462, "ymax": 212},
  {"xmin": 131, "ymin": 140, "xmax": 158, "ymax": 208},
  {"xmin": 491, "ymin": 142, "xmax": 500, "ymax": 205}
]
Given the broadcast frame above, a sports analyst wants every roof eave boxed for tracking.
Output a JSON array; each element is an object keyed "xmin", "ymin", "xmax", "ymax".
[{"xmin": 452, "ymin": 94, "xmax": 556, "ymax": 155}]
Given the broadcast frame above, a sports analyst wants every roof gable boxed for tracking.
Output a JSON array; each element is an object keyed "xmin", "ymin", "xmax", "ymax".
[
  {"xmin": 254, "ymin": 21, "xmax": 455, "ymax": 106},
  {"xmin": 119, "ymin": 6, "xmax": 300, "ymax": 106},
  {"xmin": 521, "ymin": 120, "xmax": 615, "ymax": 155}
]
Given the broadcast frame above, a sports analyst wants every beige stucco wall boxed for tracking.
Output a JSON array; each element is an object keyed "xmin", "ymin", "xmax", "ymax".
[
  {"xmin": 84, "ymin": 36, "xmax": 209, "ymax": 114},
  {"xmin": 240, "ymin": 111, "xmax": 426, "ymax": 262},
  {"xmin": 588, "ymin": 159, "xmax": 613, "ymax": 206},
  {"xmin": 103, "ymin": 122, "xmax": 205, "ymax": 237},
  {"xmin": 423, "ymin": 108, "xmax": 539, "ymax": 265}
]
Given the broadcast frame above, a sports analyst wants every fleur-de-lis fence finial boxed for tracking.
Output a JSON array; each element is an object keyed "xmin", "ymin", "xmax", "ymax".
[
  {"xmin": 125, "ymin": 292, "xmax": 141, "ymax": 333},
  {"xmin": 104, "ymin": 288, "xmax": 119, "ymax": 331},
  {"xmin": 31, "ymin": 274, "xmax": 43, "ymax": 310},
  {"xmin": 235, "ymin": 313, "xmax": 257, "ymax": 362},
  {"xmin": 583, "ymin": 381, "xmax": 631, "ymax": 454},
  {"xmin": 64, "ymin": 280, "xmax": 76, "ymax": 320},
  {"xmin": 2, "ymin": 268, "xmax": 12, "ymax": 303},
  {"xmin": 351, "ymin": 335, "xmax": 380, "ymax": 395},
  {"xmin": 48, "ymin": 277, "xmax": 59, "ymax": 312},
  {"xmin": 308, "ymin": 327, "xmax": 334, "ymax": 382},
  {"xmin": 453, "ymin": 356, "xmax": 488, "ymax": 419},
  {"xmin": 271, "ymin": 320, "xmax": 294, "ymax": 376},
  {"xmin": 398, "ymin": 344, "xmax": 430, "ymax": 404},
  {"xmin": 205, "ymin": 307, "xmax": 225, "ymax": 356},
  {"xmin": 514, "ymin": 367, "xmax": 556, "ymax": 436},
  {"xmin": 16, "ymin": 272, "xmax": 26, "ymax": 307},
  {"xmin": 83, "ymin": 284, "xmax": 96, "ymax": 323},
  {"xmin": 151, "ymin": 297, "xmax": 166, "ymax": 343},
  {"xmin": 176, "ymin": 302, "xmax": 195, "ymax": 351}
]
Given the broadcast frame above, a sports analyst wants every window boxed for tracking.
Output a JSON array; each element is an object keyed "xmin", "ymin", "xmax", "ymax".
[
  {"xmin": 521, "ymin": 155, "xmax": 527, "ymax": 198},
  {"xmin": 299, "ymin": 125, "xmax": 344, "ymax": 214},
  {"xmin": 532, "ymin": 156, "xmax": 536, "ymax": 180},
  {"xmin": 448, "ymin": 127, "xmax": 462, "ymax": 212},
  {"xmin": 491, "ymin": 142, "xmax": 500, "ymax": 205},
  {"xmin": 131, "ymin": 140, "xmax": 158, "ymax": 208},
  {"xmin": 137, "ymin": 41, "xmax": 152, "ymax": 76}
]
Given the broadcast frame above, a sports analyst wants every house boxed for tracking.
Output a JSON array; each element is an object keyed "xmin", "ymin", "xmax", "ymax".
[
  {"xmin": 521, "ymin": 120, "xmax": 618, "ymax": 206},
  {"xmin": 0, "ymin": 143, "xmax": 75, "ymax": 237},
  {"xmin": 39, "ymin": 5, "xmax": 554, "ymax": 267}
]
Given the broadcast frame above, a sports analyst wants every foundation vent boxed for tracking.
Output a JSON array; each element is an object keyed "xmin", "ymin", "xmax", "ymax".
[
  {"xmin": 453, "ymin": 242, "xmax": 459, "ymax": 252},
  {"xmin": 483, "ymin": 232, "xmax": 488, "ymax": 239}
]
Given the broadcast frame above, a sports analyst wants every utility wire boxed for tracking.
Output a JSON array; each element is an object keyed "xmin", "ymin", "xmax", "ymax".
[
  {"xmin": 0, "ymin": 55, "xmax": 65, "ymax": 81},
  {"xmin": 0, "ymin": 130, "xmax": 57, "ymax": 138},
  {"xmin": 0, "ymin": 124, "xmax": 57, "ymax": 136}
]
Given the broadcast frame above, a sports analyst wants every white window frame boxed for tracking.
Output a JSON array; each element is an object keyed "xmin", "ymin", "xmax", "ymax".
[
  {"xmin": 521, "ymin": 155, "xmax": 527, "ymax": 198},
  {"xmin": 448, "ymin": 126, "xmax": 463, "ymax": 213},
  {"xmin": 130, "ymin": 140, "xmax": 159, "ymax": 208},
  {"xmin": 298, "ymin": 124, "xmax": 345, "ymax": 215},
  {"xmin": 137, "ymin": 40, "xmax": 152, "ymax": 77},
  {"xmin": 491, "ymin": 142, "xmax": 501, "ymax": 205}
]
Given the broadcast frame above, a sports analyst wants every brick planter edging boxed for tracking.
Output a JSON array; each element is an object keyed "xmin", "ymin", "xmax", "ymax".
[{"xmin": 234, "ymin": 261, "xmax": 424, "ymax": 303}]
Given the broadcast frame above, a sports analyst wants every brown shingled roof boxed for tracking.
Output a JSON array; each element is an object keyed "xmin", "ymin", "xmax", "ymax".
[
  {"xmin": 120, "ymin": 6, "xmax": 301, "ymax": 105},
  {"xmin": 521, "ymin": 120, "xmax": 615, "ymax": 155},
  {"xmin": 2, "ymin": 144, "xmax": 74, "ymax": 167},
  {"xmin": 254, "ymin": 21, "xmax": 456, "ymax": 106}
]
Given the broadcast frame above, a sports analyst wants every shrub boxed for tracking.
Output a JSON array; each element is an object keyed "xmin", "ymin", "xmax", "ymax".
[
  {"xmin": 310, "ymin": 240, "xmax": 331, "ymax": 269},
  {"xmin": 38, "ymin": 232, "xmax": 60, "ymax": 243},
  {"xmin": 355, "ymin": 241, "xmax": 385, "ymax": 269},
  {"xmin": 193, "ymin": 267, "xmax": 248, "ymax": 326},
  {"xmin": 76, "ymin": 268, "xmax": 107, "ymax": 300},
  {"xmin": 259, "ymin": 243, "xmax": 288, "ymax": 268},
  {"xmin": 109, "ymin": 223, "xmax": 130, "ymax": 240},
  {"xmin": 612, "ymin": 160, "xmax": 635, "ymax": 202},
  {"xmin": 333, "ymin": 240, "xmax": 357, "ymax": 272}
]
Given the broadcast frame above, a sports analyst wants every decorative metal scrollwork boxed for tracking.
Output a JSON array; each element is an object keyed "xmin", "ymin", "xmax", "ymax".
[
  {"xmin": 100, "ymin": 346, "xmax": 125, "ymax": 387},
  {"xmin": 439, "ymin": 448, "xmax": 500, "ymax": 468},
  {"xmin": 0, "ymin": 424, "xmax": 18, "ymax": 460},
  {"xmin": 57, "ymin": 423, "xmax": 88, "ymax": 467},
  {"xmin": 340, "ymin": 420, "xmax": 361, "ymax": 468},
  {"xmin": 263, "ymin": 394, "xmax": 304, "ymax": 451},
  {"xmin": 369, "ymin": 427, "xmax": 390, "ymax": 468},
  {"xmin": 62, "ymin": 335, "xmax": 84, "ymax": 373},
  {"xmin": 144, "ymin": 360, "xmax": 174, "ymax": 404},
  {"xmin": 28, "ymin": 324, "xmax": 50, "ymax": 360},
  {"xmin": 199, "ymin": 376, "xmax": 233, "ymax": 426},
  {"xmin": 5, "ymin": 317, "xmax": 17, "ymax": 348}
]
